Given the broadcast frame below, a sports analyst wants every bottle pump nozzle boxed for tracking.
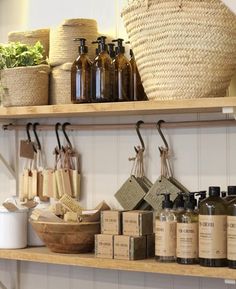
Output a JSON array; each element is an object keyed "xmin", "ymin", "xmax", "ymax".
[
  {"xmin": 173, "ymin": 192, "xmax": 185, "ymax": 210},
  {"xmin": 107, "ymin": 43, "xmax": 116, "ymax": 59},
  {"xmin": 94, "ymin": 36, "xmax": 108, "ymax": 53},
  {"xmin": 196, "ymin": 190, "xmax": 207, "ymax": 208},
  {"xmin": 112, "ymin": 38, "xmax": 125, "ymax": 54},
  {"xmin": 161, "ymin": 193, "xmax": 173, "ymax": 209},
  {"xmin": 185, "ymin": 192, "xmax": 197, "ymax": 210},
  {"xmin": 74, "ymin": 38, "xmax": 88, "ymax": 54}
]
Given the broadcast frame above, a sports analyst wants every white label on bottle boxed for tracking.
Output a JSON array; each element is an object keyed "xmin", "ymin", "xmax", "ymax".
[
  {"xmin": 177, "ymin": 223, "xmax": 198, "ymax": 259},
  {"xmin": 227, "ymin": 216, "xmax": 236, "ymax": 260}
]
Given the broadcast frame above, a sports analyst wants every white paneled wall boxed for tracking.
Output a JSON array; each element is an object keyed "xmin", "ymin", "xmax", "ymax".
[{"xmin": 1, "ymin": 0, "xmax": 236, "ymax": 289}]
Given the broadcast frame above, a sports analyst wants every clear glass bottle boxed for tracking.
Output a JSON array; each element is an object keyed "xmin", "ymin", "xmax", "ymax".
[
  {"xmin": 155, "ymin": 193, "xmax": 177, "ymax": 262},
  {"xmin": 129, "ymin": 48, "xmax": 147, "ymax": 101},
  {"xmin": 173, "ymin": 192, "xmax": 185, "ymax": 217},
  {"xmin": 199, "ymin": 186, "xmax": 227, "ymax": 267},
  {"xmin": 71, "ymin": 38, "xmax": 92, "ymax": 103},
  {"xmin": 91, "ymin": 36, "xmax": 114, "ymax": 102},
  {"xmin": 227, "ymin": 198, "xmax": 236, "ymax": 269},
  {"xmin": 112, "ymin": 39, "xmax": 132, "ymax": 102},
  {"xmin": 177, "ymin": 193, "xmax": 198, "ymax": 265}
]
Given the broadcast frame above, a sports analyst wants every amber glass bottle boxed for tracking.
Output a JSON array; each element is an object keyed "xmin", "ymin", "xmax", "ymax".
[
  {"xmin": 71, "ymin": 38, "xmax": 92, "ymax": 103},
  {"xmin": 91, "ymin": 36, "xmax": 114, "ymax": 102},
  {"xmin": 112, "ymin": 39, "xmax": 132, "ymax": 101},
  {"xmin": 227, "ymin": 198, "xmax": 236, "ymax": 268},
  {"xmin": 199, "ymin": 186, "xmax": 227, "ymax": 267}
]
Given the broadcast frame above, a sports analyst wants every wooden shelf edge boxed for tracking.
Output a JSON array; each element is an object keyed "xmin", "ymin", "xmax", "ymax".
[
  {"xmin": 0, "ymin": 97, "xmax": 235, "ymax": 119},
  {"xmin": 0, "ymin": 247, "xmax": 236, "ymax": 280}
]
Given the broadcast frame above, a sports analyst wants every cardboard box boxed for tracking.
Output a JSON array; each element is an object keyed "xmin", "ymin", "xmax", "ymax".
[
  {"xmin": 114, "ymin": 235, "xmax": 146, "ymax": 260},
  {"xmin": 101, "ymin": 210, "xmax": 122, "ymax": 235},
  {"xmin": 95, "ymin": 234, "xmax": 114, "ymax": 259},
  {"xmin": 146, "ymin": 234, "xmax": 155, "ymax": 258},
  {"xmin": 122, "ymin": 210, "xmax": 153, "ymax": 236}
]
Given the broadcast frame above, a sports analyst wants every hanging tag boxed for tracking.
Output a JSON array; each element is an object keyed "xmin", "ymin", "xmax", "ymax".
[
  {"xmin": 20, "ymin": 140, "xmax": 35, "ymax": 159},
  {"xmin": 69, "ymin": 170, "xmax": 81, "ymax": 199},
  {"xmin": 144, "ymin": 176, "xmax": 181, "ymax": 211},
  {"xmin": 141, "ymin": 176, "xmax": 153, "ymax": 189},
  {"xmin": 115, "ymin": 175, "xmax": 147, "ymax": 210},
  {"xmin": 3, "ymin": 202, "xmax": 18, "ymax": 212},
  {"xmin": 169, "ymin": 177, "xmax": 189, "ymax": 193}
]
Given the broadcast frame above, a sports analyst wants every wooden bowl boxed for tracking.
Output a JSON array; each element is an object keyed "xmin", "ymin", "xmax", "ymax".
[{"xmin": 30, "ymin": 220, "xmax": 100, "ymax": 254}]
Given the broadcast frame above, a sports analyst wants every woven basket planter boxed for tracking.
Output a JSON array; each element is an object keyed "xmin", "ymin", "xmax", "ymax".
[
  {"xmin": 0, "ymin": 65, "xmax": 50, "ymax": 107},
  {"xmin": 50, "ymin": 63, "xmax": 72, "ymax": 104},
  {"xmin": 49, "ymin": 18, "xmax": 98, "ymax": 67},
  {"xmin": 122, "ymin": 0, "xmax": 236, "ymax": 100},
  {"xmin": 8, "ymin": 29, "xmax": 50, "ymax": 59}
]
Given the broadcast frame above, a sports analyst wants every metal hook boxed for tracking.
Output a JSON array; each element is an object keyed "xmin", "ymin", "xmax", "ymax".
[
  {"xmin": 32, "ymin": 122, "xmax": 41, "ymax": 150},
  {"xmin": 26, "ymin": 122, "xmax": 37, "ymax": 152},
  {"xmin": 55, "ymin": 122, "xmax": 62, "ymax": 150},
  {"xmin": 62, "ymin": 122, "xmax": 72, "ymax": 149},
  {"xmin": 134, "ymin": 120, "xmax": 145, "ymax": 153},
  {"xmin": 156, "ymin": 120, "xmax": 169, "ymax": 150}
]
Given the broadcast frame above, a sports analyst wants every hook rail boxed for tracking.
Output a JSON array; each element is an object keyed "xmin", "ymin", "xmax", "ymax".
[{"xmin": 2, "ymin": 119, "xmax": 236, "ymax": 131}]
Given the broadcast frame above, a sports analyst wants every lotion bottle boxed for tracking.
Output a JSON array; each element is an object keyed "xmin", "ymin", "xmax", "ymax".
[
  {"xmin": 199, "ymin": 186, "xmax": 227, "ymax": 267},
  {"xmin": 227, "ymin": 197, "xmax": 236, "ymax": 268},
  {"xmin": 176, "ymin": 193, "xmax": 198, "ymax": 265},
  {"xmin": 155, "ymin": 193, "xmax": 176, "ymax": 262}
]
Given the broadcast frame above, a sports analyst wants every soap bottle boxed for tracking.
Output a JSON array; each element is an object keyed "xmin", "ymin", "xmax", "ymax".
[
  {"xmin": 196, "ymin": 191, "xmax": 207, "ymax": 209},
  {"xmin": 155, "ymin": 193, "xmax": 177, "ymax": 262},
  {"xmin": 173, "ymin": 192, "xmax": 185, "ymax": 216},
  {"xmin": 224, "ymin": 186, "xmax": 236, "ymax": 202},
  {"xmin": 71, "ymin": 38, "xmax": 92, "ymax": 103},
  {"xmin": 129, "ymin": 48, "xmax": 147, "ymax": 101},
  {"xmin": 199, "ymin": 186, "xmax": 227, "ymax": 267},
  {"xmin": 108, "ymin": 43, "xmax": 116, "ymax": 60},
  {"xmin": 176, "ymin": 193, "xmax": 198, "ymax": 265},
  {"xmin": 91, "ymin": 36, "xmax": 114, "ymax": 102},
  {"xmin": 227, "ymin": 197, "xmax": 236, "ymax": 268},
  {"xmin": 112, "ymin": 38, "xmax": 132, "ymax": 101}
]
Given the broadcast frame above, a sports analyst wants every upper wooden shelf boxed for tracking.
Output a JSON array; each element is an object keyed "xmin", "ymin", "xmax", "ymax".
[
  {"xmin": 0, "ymin": 97, "xmax": 235, "ymax": 119},
  {"xmin": 0, "ymin": 247, "xmax": 236, "ymax": 280}
]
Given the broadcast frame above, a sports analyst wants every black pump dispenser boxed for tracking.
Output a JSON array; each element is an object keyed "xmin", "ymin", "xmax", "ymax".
[
  {"xmin": 196, "ymin": 191, "xmax": 207, "ymax": 208},
  {"xmin": 74, "ymin": 38, "xmax": 88, "ymax": 54},
  {"xmin": 112, "ymin": 38, "xmax": 125, "ymax": 54},
  {"xmin": 173, "ymin": 192, "xmax": 185, "ymax": 210},
  {"xmin": 108, "ymin": 43, "xmax": 116, "ymax": 59},
  {"xmin": 209, "ymin": 186, "xmax": 220, "ymax": 197},
  {"xmin": 98, "ymin": 36, "xmax": 108, "ymax": 52},
  {"xmin": 161, "ymin": 193, "xmax": 173, "ymax": 209},
  {"xmin": 185, "ymin": 193, "xmax": 195, "ymax": 210}
]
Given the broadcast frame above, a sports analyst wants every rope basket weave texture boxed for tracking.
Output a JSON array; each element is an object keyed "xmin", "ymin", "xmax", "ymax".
[
  {"xmin": 50, "ymin": 63, "xmax": 72, "ymax": 104},
  {"xmin": 49, "ymin": 18, "xmax": 98, "ymax": 67},
  {"xmin": 8, "ymin": 29, "xmax": 50, "ymax": 59},
  {"xmin": 0, "ymin": 65, "xmax": 50, "ymax": 107},
  {"xmin": 122, "ymin": 0, "xmax": 236, "ymax": 100}
]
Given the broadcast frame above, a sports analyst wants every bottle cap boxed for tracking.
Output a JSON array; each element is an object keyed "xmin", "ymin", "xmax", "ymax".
[
  {"xmin": 161, "ymin": 193, "xmax": 173, "ymax": 209},
  {"xmin": 74, "ymin": 38, "xmax": 88, "ymax": 54},
  {"xmin": 228, "ymin": 186, "xmax": 236, "ymax": 196},
  {"xmin": 221, "ymin": 191, "xmax": 227, "ymax": 198},
  {"xmin": 112, "ymin": 38, "xmax": 125, "ymax": 54},
  {"xmin": 209, "ymin": 186, "xmax": 220, "ymax": 197}
]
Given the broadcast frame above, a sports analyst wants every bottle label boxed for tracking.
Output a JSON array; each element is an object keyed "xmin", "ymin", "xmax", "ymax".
[
  {"xmin": 227, "ymin": 216, "xmax": 236, "ymax": 261},
  {"xmin": 155, "ymin": 220, "xmax": 176, "ymax": 257},
  {"xmin": 199, "ymin": 215, "xmax": 227, "ymax": 259},
  {"xmin": 176, "ymin": 223, "xmax": 198, "ymax": 259}
]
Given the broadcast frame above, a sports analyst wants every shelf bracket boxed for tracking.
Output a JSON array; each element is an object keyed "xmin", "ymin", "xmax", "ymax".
[
  {"xmin": 222, "ymin": 106, "xmax": 236, "ymax": 119},
  {"xmin": 224, "ymin": 279, "xmax": 236, "ymax": 285}
]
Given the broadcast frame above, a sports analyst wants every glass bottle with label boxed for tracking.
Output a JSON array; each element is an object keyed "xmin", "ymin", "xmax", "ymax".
[
  {"xmin": 227, "ymin": 198, "xmax": 236, "ymax": 268},
  {"xmin": 173, "ymin": 192, "xmax": 185, "ymax": 216},
  {"xmin": 177, "ymin": 193, "xmax": 198, "ymax": 265},
  {"xmin": 112, "ymin": 39, "xmax": 132, "ymax": 102},
  {"xmin": 155, "ymin": 193, "xmax": 177, "ymax": 262},
  {"xmin": 91, "ymin": 36, "xmax": 114, "ymax": 102},
  {"xmin": 224, "ymin": 186, "xmax": 236, "ymax": 202},
  {"xmin": 71, "ymin": 38, "xmax": 92, "ymax": 103},
  {"xmin": 199, "ymin": 186, "xmax": 227, "ymax": 267}
]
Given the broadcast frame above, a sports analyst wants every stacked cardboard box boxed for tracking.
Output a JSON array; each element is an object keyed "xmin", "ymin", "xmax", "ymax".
[{"xmin": 95, "ymin": 210, "xmax": 154, "ymax": 260}]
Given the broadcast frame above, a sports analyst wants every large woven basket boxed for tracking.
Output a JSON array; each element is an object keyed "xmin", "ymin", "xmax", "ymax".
[
  {"xmin": 0, "ymin": 65, "xmax": 50, "ymax": 107},
  {"xmin": 50, "ymin": 63, "xmax": 72, "ymax": 104},
  {"xmin": 122, "ymin": 0, "xmax": 236, "ymax": 100},
  {"xmin": 8, "ymin": 29, "xmax": 50, "ymax": 59},
  {"xmin": 49, "ymin": 18, "xmax": 98, "ymax": 66}
]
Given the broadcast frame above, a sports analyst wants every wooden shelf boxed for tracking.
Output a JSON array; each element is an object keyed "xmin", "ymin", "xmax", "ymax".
[
  {"xmin": 0, "ymin": 97, "xmax": 235, "ymax": 119},
  {"xmin": 0, "ymin": 247, "xmax": 236, "ymax": 279}
]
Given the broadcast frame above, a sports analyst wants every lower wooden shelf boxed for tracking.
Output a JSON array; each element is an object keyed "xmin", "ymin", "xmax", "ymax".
[{"xmin": 0, "ymin": 247, "xmax": 235, "ymax": 279}]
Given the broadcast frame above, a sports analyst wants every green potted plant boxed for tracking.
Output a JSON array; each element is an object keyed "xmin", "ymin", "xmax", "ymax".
[{"xmin": 0, "ymin": 41, "xmax": 50, "ymax": 107}]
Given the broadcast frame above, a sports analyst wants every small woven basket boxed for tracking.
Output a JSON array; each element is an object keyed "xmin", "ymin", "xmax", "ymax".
[
  {"xmin": 122, "ymin": 0, "xmax": 236, "ymax": 100},
  {"xmin": 0, "ymin": 65, "xmax": 50, "ymax": 107},
  {"xmin": 49, "ymin": 18, "xmax": 98, "ymax": 67},
  {"xmin": 50, "ymin": 63, "xmax": 72, "ymax": 104},
  {"xmin": 8, "ymin": 29, "xmax": 50, "ymax": 59}
]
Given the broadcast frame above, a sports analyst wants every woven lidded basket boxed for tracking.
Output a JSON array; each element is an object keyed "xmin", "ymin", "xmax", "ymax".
[
  {"xmin": 49, "ymin": 18, "xmax": 98, "ymax": 66},
  {"xmin": 8, "ymin": 29, "xmax": 50, "ymax": 59},
  {"xmin": 122, "ymin": 0, "xmax": 236, "ymax": 100},
  {"xmin": 0, "ymin": 65, "xmax": 50, "ymax": 107},
  {"xmin": 50, "ymin": 63, "xmax": 72, "ymax": 104}
]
